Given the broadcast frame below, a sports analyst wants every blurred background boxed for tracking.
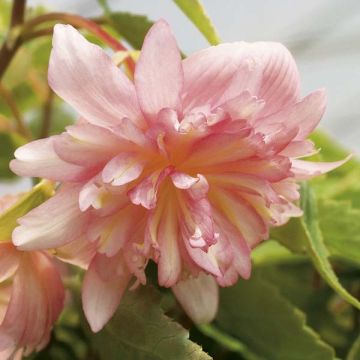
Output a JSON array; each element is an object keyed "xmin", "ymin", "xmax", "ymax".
[{"xmin": 2, "ymin": 0, "xmax": 360, "ymax": 193}]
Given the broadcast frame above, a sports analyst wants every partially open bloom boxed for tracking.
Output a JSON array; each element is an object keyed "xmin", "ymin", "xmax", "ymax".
[
  {"xmin": 0, "ymin": 195, "xmax": 64, "ymax": 359},
  {"xmin": 10, "ymin": 20, "xmax": 347, "ymax": 331}
]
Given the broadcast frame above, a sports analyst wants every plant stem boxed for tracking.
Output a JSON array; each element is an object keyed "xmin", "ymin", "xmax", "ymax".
[
  {"xmin": 0, "ymin": 82, "xmax": 31, "ymax": 139},
  {"xmin": 22, "ymin": 12, "xmax": 136, "ymax": 73},
  {"xmin": 10, "ymin": 0, "xmax": 26, "ymax": 27},
  {"xmin": 39, "ymin": 86, "xmax": 54, "ymax": 138},
  {"xmin": 0, "ymin": 0, "xmax": 27, "ymax": 79}
]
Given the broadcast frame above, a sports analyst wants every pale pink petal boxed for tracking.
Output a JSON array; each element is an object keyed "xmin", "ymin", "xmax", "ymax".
[
  {"xmin": 172, "ymin": 273, "xmax": 218, "ymax": 324},
  {"xmin": 10, "ymin": 137, "xmax": 90, "ymax": 182},
  {"xmin": 135, "ymin": 20, "xmax": 183, "ymax": 119},
  {"xmin": 271, "ymin": 200, "xmax": 303, "ymax": 226},
  {"xmin": 255, "ymin": 90, "xmax": 326, "ymax": 140},
  {"xmin": 183, "ymin": 42, "xmax": 300, "ymax": 115},
  {"xmin": 95, "ymin": 206, "xmax": 145, "ymax": 257},
  {"xmin": 128, "ymin": 167, "xmax": 172, "ymax": 209},
  {"xmin": 82, "ymin": 253, "xmax": 131, "ymax": 332},
  {"xmin": 102, "ymin": 153, "xmax": 144, "ymax": 186},
  {"xmin": 207, "ymin": 173, "xmax": 280, "ymax": 204},
  {"xmin": 79, "ymin": 181, "xmax": 103, "ymax": 212},
  {"xmin": 54, "ymin": 123, "xmax": 125, "ymax": 167},
  {"xmin": 170, "ymin": 172, "xmax": 199, "ymax": 189},
  {"xmin": 260, "ymin": 124, "xmax": 299, "ymax": 155},
  {"xmin": 150, "ymin": 201, "xmax": 182, "ymax": 287},
  {"xmin": 187, "ymin": 131, "xmax": 262, "ymax": 168},
  {"xmin": 231, "ymin": 156, "xmax": 292, "ymax": 182},
  {"xmin": 0, "ymin": 252, "xmax": 64, "ymax": 352},
  {"xmin": 182, "ymin": 43, "xmax": 262, "ymax": 112},
  {"xmin": 112, "ymin": 118, "xmax": 152, "ymax": 148},
  {"xmin": 280, "ymin": 140, "xmax": 317, "ymax": 158},
  {"xmin": 220, "ymin": 91, "xmax": 265, "ymax": 121},
  {"xmin": 49, "ymin": 24, "xmax": 142, "ymax": 129},
  {"xmin": 184, "ymin": 241, "xmax": 222, "ymax": 277},
  {"xmin": 252, "ymin": 42, "xmax": 300, "ymax": 117},
  {"xmin": 212, "ymin": 216, "xmax": 252, "ymax": 286},
  {"xmin": 211, "ymin": 188, "xmax": 268, "ymax": 247},
  {"xmin": 0, "ymin": 243, "xmax": 19, "ymax": 282},
  {"xmin": 55, "ymin": 236, "xmax": 97, "ymax": 269},
  {"xmin": 291, "ymin": 155, "xmax": 351, "ymax": 179},
  {"xmin": 12, "ymin": 186, "xmax": 89, "ymax": 250}
]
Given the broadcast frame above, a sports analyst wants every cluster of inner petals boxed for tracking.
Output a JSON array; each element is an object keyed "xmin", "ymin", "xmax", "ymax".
[{"xmin": 72, "ymin": 99, "xmax": 303, "ymax": 289}]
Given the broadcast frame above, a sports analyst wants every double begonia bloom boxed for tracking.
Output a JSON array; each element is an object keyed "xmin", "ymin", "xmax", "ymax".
[
  {"xmin": 0, "ymin": 195, "xmax": 64, "ymax": 359},
  {"xmin": 10, "ymin": 20, "xmax": 347, "ymax": 332}
]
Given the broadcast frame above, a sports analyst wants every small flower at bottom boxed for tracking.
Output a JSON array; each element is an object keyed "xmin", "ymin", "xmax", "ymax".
[
  {"xmin": 10, "ymin": 20, "xmax": 349, "ymax": 332},
  {"xmin": 0, "ymin": 194, "xmax": 63, "ymax": 359},
  {"xmin": 0, "ymin": 194, "xmax": 95, "ymax": 359}
]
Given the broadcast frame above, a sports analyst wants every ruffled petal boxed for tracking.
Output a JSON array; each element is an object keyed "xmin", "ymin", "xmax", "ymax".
[
  {"xmin": 10, "ymin": 138, "xmax": 90, "ymax": 182},
  {"xmin": 82, "ymin": 253, "xmax": 131, "ymax": 332},
  {"xmin": 128, "ymin": 167, "xmax": 172, "ymax": 209},
  {"xmin": 135, "ymin": 20, "xmax": 183, "ymax": 119},
  {"xmin": 172, "ymin": 273, "xmax": 218, "ymax": 324},
  {"xmin": 12, "ymin": 186, "xmax": 89, "ymax": 250},
  {"xmin": 48, "ymin": 24, "xmax": 142, "ymax": 129}
]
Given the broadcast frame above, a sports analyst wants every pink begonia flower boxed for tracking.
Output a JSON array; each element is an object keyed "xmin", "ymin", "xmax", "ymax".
[
  {"xmin": 0, "ymin": 194, "xmax": 95, "ymax": 359},
  {"xmin": 10, "ymin": 20, "xmax": 348, "ymax": 332}
]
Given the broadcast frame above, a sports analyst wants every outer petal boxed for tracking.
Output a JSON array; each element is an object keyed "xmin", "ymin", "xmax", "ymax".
[
  {"xmin": 135, "ymin": 20, "xmax": 183, "ymax": 119},
  {"xmin": 54, "ymin": 123, "xmax": 126, "ymax": 168},
  {"xmin": 82, "ymin": 253, "xmax": 131, "ymax": 332},
  {"xmin": 291, "ymin": 156, "xmax": 351, "ymax": 179},
  {"xmin": 12, "ymin": 186, "xmax": 89, "ymax": 250},
  {"xmin": 255, "ymin": 90, "xmax": 326, "ymax": 140},
  {"xmin": 182, "ymin": 43, "xmax": 262, "ymax": 112},
  {"xmin": 172, "ymin": 273, "xmax": 218, "ymax": 324},
  {"xmin": 252, "ymin": 42, "xmax": 300, "ymax": 117},
  {"xmin": 10, "ymin": 137, "xmax": 90, "ymax": 182},
  {"xmin": 182, "ymin": 42, "xmax": 300, "ymax": 115},
  {"xmin": 49, "ymin": 24, "xmax": 142, "ymax": 128}
]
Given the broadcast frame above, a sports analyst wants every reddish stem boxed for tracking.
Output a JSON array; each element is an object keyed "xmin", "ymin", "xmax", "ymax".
[{"xmin": 22, "ymin": 13, "xmax": 135, "ymax": 73}]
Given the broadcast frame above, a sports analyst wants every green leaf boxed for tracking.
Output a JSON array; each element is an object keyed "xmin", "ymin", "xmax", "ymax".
[
  {"xmin": 347, "ymin": 335, "xmax": 360, "ymax": 360},
  {"xmin": 105, "ymin": 12, "xmax": 154, "ymax": 50},
  {"xmin": 299, "ymin": 182, "xmax": 360, "ymax": 310},
  {"xmin": 0, "ymin": 180, "xmax": 53, "ymax": 241},
  {"xmin": 251, "ymin": 240, "xmax": 306, "ymax": 266},
  {"xmin": 0, "ymin": 131, "xmax": 26, "ymax": 179},
  {"xmin": 270, "ymin": 217, "xmax": 307, "ymax": 253},
  {"xmin": 198, "ymin": 324, "xmax": 263, "ymax": 360},
  {"xmin": 173, "ymin": 0, "xmax": 221, "ymax": 45},
  {"xmin": 85, "ymin": 286, "xmax": 212, "ymax": 360},
  {"xmin": 257, "ymin": 262, "xmax": 355, "ymax": 353},
  {"xmin": 215, "ymin": 273, "xmax": 336, "ymax": 360},
  {"xmin": 310, "ymin": 131, "xmax": 360, "ymax": 207},
  {"xmin": 318, "ymin": 199, "xmax": 360, "ymax": 266}
]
